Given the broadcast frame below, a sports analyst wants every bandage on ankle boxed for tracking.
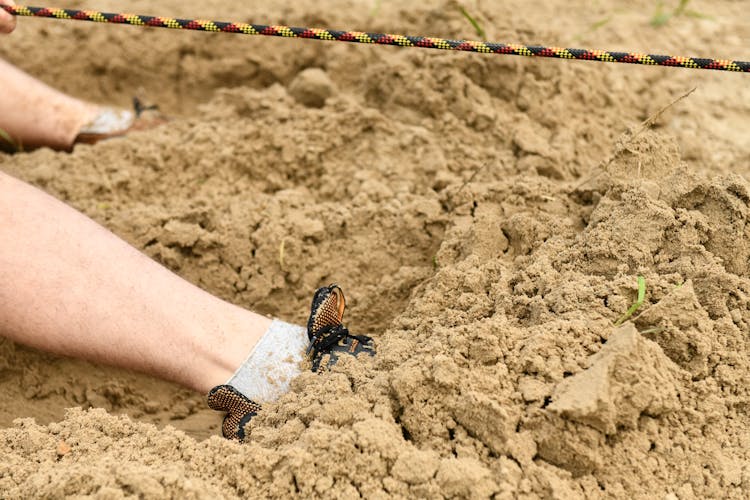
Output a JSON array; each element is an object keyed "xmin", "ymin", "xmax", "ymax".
[{"xmin": 226, "ymin": 319, "xmax": 307, "ymax": 403}]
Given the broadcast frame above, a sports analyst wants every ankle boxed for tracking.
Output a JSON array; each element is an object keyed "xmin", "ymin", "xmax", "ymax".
[
  {"xmin": 224, "ymin": 319, "xmax": 308, "ymax": 403},
  {"xmin": 35, "ymin": 99, "xmax": 101, "ymax": 151},
  {"xmin": 191, "ymin": 306, "xmax": 273, "ymax": 393},
  {"xmin": 63, "ymin": 102, "xmax": 102, "ymax": 148}
]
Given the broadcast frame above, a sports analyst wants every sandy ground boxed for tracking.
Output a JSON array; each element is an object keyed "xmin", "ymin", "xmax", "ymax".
[{"xmin": 1, "ymin": 0, "xmax": 749, "ymax": 497}]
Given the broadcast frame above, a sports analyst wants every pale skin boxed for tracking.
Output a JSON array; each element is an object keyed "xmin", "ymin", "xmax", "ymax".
[
  {"xmin": 0, "ymin": 2, "xmax": 102, "ymax": 150},
  {"xmin": 0, "ymin": 6, "xmax": 271, "ymax": 393}
]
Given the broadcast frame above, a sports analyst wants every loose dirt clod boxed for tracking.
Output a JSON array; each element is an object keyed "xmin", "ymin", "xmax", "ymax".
[{"xmin": 56, "ymin": 440, "xmax": 71, "ymax": 457}]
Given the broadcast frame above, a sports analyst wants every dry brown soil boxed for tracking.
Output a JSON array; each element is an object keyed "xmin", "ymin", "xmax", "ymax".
[{"xmin": 1, "ymin": 0, "xmax": 749, "ymax": 498}]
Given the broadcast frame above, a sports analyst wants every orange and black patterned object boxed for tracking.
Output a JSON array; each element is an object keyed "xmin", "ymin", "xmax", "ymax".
[
  {"xmin": 306, "ymin": 284, "xmax": 375, "ymax": 372},
  {"xmin": 207, "ymin": 385, "xmax": 261, "ymax": 441},
  {"xmin": 4, "ymin": 4, "xmax": 749, "ymax": 73}
]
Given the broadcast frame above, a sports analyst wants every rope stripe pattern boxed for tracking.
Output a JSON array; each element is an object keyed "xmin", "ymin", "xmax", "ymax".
[{"xmin": 4, "ymin": 5, "xmax": 749, "ymax": 73}]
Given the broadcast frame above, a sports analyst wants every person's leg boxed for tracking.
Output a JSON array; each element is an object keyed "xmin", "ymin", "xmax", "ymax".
[
  {"xmin": 0, "ymin": 58, "xmax": 101, "ymax": 150},
  {"xmin": 0, "ymin": 1, "xmax": 16, "ymax": 34},
  {"xmin": 0, "ymin": 170, "xmax": 272, "ymax": 393}
]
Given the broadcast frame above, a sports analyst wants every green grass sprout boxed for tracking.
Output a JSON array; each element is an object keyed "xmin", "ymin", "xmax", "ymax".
[
  {"xmin": 615, "ymin": 275, "xmax": 647, "ymax": 326},
  {"xmin": 573, "ymin": 16, "xmax": 612, "ymax": 42},
  {"xmin": 370, "ymin": 0, "xmax": 382, "ymax": 18},
  {"xmin": 640, "ymin": 326, "xmax": 665, "ymax": 335},
  {"xmin": 650, "ymin": 0, "xmax": 712, "ymax": 27},
  {"xmin": 0, "ymin": 128, "xmax": 13, "ymax": 145},
  {"xmin": 650, "ymin": 2, "xmax": 671, "ymax": 27},
  {"xmin": 0, "ymin": 128, "xmax": 21, "ymax": 153},
  {"xmin": 674, "ymin": 0, "xmax": 691, "ymax": 15},
  {"xmin": 458, "ymin": 5, "xmax": 486, "ymax": 40},
  {"xmin": 589, "ymin": 17, "xmax": 613, "ymax": 31}
]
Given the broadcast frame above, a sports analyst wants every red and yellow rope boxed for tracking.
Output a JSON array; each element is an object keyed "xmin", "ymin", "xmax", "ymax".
[{"xmin": 4, "ymin": 5, "xmax": 749, "ymax": 73}]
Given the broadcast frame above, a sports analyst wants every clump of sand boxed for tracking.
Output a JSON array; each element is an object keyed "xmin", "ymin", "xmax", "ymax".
[{"xmin": 1, "ymin": 0, "xmax": 750, "ymax": 497}]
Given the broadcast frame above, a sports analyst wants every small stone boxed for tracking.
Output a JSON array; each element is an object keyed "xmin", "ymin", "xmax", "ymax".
[
  {"xmin": 452, "ymin": 391, "xmax": 514, "ymax": 455},
  {"xmin": 143, "ymin": 401, "xmax": 161, "ymax": 415},
  {"xmin": 436, "ymin": 457, "xmax": 499, "ymax": 498},
  {"xmin": 431, "ymin": 355, "xmax": 460, "ymax": 387},
  {"xmin": 160, "ymin": 220, "xmax": 204, "ymax": 248},
  {"xmin": 170, "ymin": 403, "xmax": 190, "ymax": 420},
  {"xmin": 56, "ymin": 440, "xmax": 71, "ymax": 457},
  {"xmin": 288, "ymin": 68, "xmax": 335, "ymax": 108},
  {"xmin": 548, "ymin": 323, "xmax": 680, "ymax": 435},
  {"xmin": 314, "ymin": 476, "xmax": 334, "ymax": 495},
  {"xmin": 518, "ymin": 377, "xmax": 548, "ymax": 403},
  {"xmin": 392, "ymin": 449, "xmax": 440, "ymax": 485}
]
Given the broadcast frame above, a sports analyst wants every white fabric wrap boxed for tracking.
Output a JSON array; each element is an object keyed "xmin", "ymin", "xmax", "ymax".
[{"xmin": 226, "ymin": 319, "xmax": 307, "ymax": 403}]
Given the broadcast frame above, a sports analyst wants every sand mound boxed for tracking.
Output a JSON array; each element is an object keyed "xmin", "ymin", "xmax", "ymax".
[{"xmin": 1, "ymin": 0, "xmax": 749, "ymax": 497}]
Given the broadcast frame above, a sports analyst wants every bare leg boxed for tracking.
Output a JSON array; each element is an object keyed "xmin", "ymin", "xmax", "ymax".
[
  {"xmin": 0, "ymin": 58, "xmax": 100, "ymax": 150},
  {"xmin": 0, "ymin": 170, "xmax": 272, "ymax": 393}
]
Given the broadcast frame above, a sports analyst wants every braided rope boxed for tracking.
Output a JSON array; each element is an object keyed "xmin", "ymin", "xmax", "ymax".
[{"xmin": 4, "ymin": 5, "xmax": 749, "ymax": 73}]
